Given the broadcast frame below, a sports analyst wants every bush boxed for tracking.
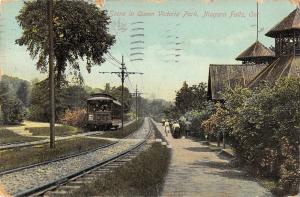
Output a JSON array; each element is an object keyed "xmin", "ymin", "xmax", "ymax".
[
  {"xmin": 203, "ymin": 78, "xmax": 300, "ymax": 195},
  {"xmin": 1, "ymin": 97, "xmax": 26, "ymax": 125},
  {"xmin": 60, "ymin": 108, "xmax": 87, "ymax": 128},
  {"xmin": 233, "ymin": 78, "xmax": 300, "ymax": 195},
  {"xmin": 184, "ymin": 101, "xmax": 214, "ymax": 137}
]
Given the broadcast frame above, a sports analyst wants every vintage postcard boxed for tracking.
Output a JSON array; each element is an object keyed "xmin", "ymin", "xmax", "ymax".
[{"xmin": 0, "ymin": 0, "xmax": 299, "ymax": 196}]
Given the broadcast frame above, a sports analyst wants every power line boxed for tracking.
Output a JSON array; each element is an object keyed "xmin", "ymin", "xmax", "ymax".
[
  {"xmin": 131, "ymin": 85, "xmax": 143, "ymax": 122},
  {"xmin": 99, "ymin": 55, "xmax": 143, "ymax": 132},
  {"xmin": 107, "ymin": 51, "xmax": 122, "ymax": 65},
  {"xmin": 105, "ymin": 54, "xmax": 121, "ymax": 68}
]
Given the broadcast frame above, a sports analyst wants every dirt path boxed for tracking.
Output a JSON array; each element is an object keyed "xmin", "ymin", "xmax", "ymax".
[{"xmin": 155, "ymin": 123, "xmax": 273, "ymax": 197}]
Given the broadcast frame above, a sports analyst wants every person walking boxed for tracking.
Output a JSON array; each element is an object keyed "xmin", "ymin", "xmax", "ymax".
[
  {"xmin": 172, "ymin": 122, "xmax": 181, "ymax": 138},
  {"xmin": 185, "ymin": 120, "xmax": 192, "ymax": 137},
  {"xmin": 164, "ymin": 121, "xmax": 170, "ymax": 136}
]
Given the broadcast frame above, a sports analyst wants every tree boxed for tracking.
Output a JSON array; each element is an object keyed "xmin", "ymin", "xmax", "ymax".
[
  {"xmin": 175, "ymin": 81, "xmax": 192, "ymax": 114},
  {"xmin": 16, "ymin": 81, "xmax": 30, "ymax": 107},
  {"xmin": 110, "ymin": 86, "xmax": 132, "ymax": 113},
  {"xmin": 1, "ymin": 97, "xmax": 25, "ymax": 125},
  {"xmin": 175, "ymin": 81, "xmax": 208, "ymax": 114},
  {"xmin": 16, "ymin": 0, "xmax": 115, "ymax": 82},
  {"xmin": 104, "ymin": 83, "xmax": 111, "ymax": 94},
  {"xmin": 204, "ymin": 79, "xmax": 300, "ymax": 195},
  {"xmin": 29, "ymin": 78, "xmax": 69, "ymax": 122},
  {"xmin": 0, "ymin": 80, "xmax": 26, "ymax": 125},
  {"xmin": 62, "ymin": 85, "xmax": 89, "ymax": 109}
]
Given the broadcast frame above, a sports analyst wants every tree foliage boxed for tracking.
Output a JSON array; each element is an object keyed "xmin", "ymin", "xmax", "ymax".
[
  {"xmin": 16, "ymin": 0, "xmax": 115, "ymax": 81},
  {"xmin": 16, "ymin": 81, "xmax": 31, "ymax": 107},
  {"xmin": 203, "ymin": 78, "xmax": 300, "ymax": 195},
  {"xmin": 108, "ymin": 86, "xmax": 132, "ymax": 113},
  {"xmin": 0, "ymin": 80, "xmax": 26, "ymax": 125},
  {"xmin": 175, "ymin": 81, "xmax": 207, "ymax": 114}
]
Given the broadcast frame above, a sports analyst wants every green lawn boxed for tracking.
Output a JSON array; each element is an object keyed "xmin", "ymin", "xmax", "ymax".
[
  {"xmin": 0, "ymin": 137, "xmax": 111, "ymax": 172},
  {"xmin": 93, "ymin": 119, "xmax": 144, "ymax": 139},
  {"xmin": 26, "ymin": 125, "xmax": 82, "ymax": 136},
  {"xmin": 0, "ymin": 129, "xmax": 43, "ymax": 144}
]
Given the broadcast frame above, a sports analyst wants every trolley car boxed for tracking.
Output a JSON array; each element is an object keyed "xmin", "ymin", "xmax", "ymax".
[{"xmin": 87, "ymin": 93, "xmax": 122, "ymax": 130}]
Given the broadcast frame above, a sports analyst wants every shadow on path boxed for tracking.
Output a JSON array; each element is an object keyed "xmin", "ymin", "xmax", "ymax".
[
  {"xmin": 193, "ymin": 159, "xmax": 255, "ymax": 182},
  {"xmin": 185, "ymin": 146, "xmax": 213, "ymax": 153}
]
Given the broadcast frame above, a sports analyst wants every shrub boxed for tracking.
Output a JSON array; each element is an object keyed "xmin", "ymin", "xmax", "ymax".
[
  {"xmin": 234, "ymin": 78, "xmax": 300, "ymax": 195},
  {"xmin": 204, "ymin": 78, "xmax": 300, "ymax": 195},
  {"xmin": 183, "ymin": 101, "xmax": 214, "ymax": 137},
  {"xmin": 1, "ymin": 97, "xmax": 26, "ymax": 125},
  {"xmin": 202, "ymin": 103, "xmax": 227, "ymax": 141},
  {"xmin": 60, "ymin": 108, "xmax": 87, "ymax": 128}
]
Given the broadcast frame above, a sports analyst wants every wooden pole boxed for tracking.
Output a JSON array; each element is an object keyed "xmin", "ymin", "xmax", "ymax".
[
  {"xmin": 121, "ymin": 55, "xmax": 125, "ymax": 133},
  {"xmin": 257, "ymin": 2, "xmax": 259, "ymax": 41},
  {"xmin": 48, "ymin": 0, "xmax": 55, "ymax": 148}
]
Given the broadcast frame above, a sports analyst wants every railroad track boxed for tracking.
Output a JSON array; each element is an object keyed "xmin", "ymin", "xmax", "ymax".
[
  {"xmin": 0, "ymin": 120, "xmax": 136, "ymax": 151},
  {"xmin": 0, "ymin": 120, "xmax": 143, "ymax": 176},
  {"xmin": 0, "ymin": 141, "xmax": 118, "ymax": 177},
  {"xmin": 0, "ymin": 118, "xmax": 152, "ymax": 196}
]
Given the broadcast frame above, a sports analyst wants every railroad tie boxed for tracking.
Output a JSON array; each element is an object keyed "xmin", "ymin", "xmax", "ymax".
[
  {"xmin": 70, "ymin": 180, "xmax": 94, "ymax": 186},
  {"xmin": 44, "ymin": 190, "xmax": 68, "ymax": 197},
  {"xmin": 57, "ymin": 185, "xmax": 81, "ymax": 191},
  {"xmin": 78, "ymin": 177, "xmax": 95, "ymax": 181}
]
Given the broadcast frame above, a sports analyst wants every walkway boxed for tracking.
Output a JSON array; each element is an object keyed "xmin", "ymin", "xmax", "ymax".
[{"xmin": 155, "ymin": 123, "xmax": 273, "ymax": 197}]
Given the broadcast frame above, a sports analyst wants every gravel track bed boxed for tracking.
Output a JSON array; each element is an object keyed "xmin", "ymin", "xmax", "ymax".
[
  {"xmin": 0, "ymin": 119, "xmax": 151, "ymax": 195},
  {"xmin": 127, "ymin": 118, "xmax": 151, "ymax": 139}
]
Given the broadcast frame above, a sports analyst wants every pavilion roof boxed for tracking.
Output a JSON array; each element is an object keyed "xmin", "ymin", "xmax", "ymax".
[
  {"xmin": 266, "ymin": 8, "xmax": 300, "ymax": 38},
  {"xmin": 208, "ymin": 64, "xmax": 267, "ymax": 100},
  {"xmin": 236, "ymin": 41, "xmax": 275, "ymax": 61}
]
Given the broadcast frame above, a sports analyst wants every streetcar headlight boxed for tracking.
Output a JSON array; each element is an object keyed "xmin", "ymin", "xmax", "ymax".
[{"xmin": 88, "ymin": 114, "xmax": 94, "ymax": 121}]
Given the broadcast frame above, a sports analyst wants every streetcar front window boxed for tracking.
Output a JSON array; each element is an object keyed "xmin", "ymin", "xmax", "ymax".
[{"xmin": 88, "ymin": 101, "xmax": 111, "ymax": 112}]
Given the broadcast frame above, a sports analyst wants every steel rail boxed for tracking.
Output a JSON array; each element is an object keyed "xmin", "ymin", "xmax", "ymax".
[
  {"xmin": 0, "ymin": 121, "xmax": 136, "ymax": 151},
  {"xmin": 14, "ymin": 120, "xmax": 152, "ymax": 197},
  {"xmin": 0, "ymin": 141, "xmax": 118, "ymax": 176},
  {"xmin": 0, "ymin": 120, "xmax": 143, "ymax": 175}
]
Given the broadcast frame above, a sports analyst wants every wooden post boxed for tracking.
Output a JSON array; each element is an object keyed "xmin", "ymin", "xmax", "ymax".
[{"xmin": 48, "ymin": 0, "xmax": 55, "ymax": 148}]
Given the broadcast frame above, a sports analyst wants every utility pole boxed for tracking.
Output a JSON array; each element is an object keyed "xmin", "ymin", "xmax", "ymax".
[
  {"xmin": 256, "ymin": 2, "xmax": 258, "ymax": 41},
  {"xmin": 48, "ymin": 0, "xmax": 55, "ymax": 148},
  {"xmin": 100, "ymin": 55, "xmax": 143, "ymax": 132},
  {"xmin": 121, "ymin": 56, "xmax": 125, "ymax": 133},
  {"xmin": 132, "ymin": 85, "xmax": 143, "ymax": 122}
]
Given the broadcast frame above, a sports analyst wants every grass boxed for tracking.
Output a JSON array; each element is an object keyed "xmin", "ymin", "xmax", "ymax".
[
  {"xmin": 0, "ymin": 129, "xmax": 43, "ymax": 144},
  {"xmin": 93, "ymin": 119, "xmax": 144, "ymax": 139},
  {"xmin": 26, "ymin": 125, "xmax": 82, "ymax": 136},
  {"xmin": 0, "ymin": 137, "xmax": 111, "ymax": 172},
  {"xmin": 150, "ymin": 119, "xmax": 167, "ymax": 140},
  {"xmin": 69, "ymin": 142, "xmax": 171, "ymax": 197}
]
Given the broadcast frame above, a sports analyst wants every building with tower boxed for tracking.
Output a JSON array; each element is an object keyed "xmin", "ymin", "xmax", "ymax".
[
  {"xmin": 249, "ymin": 8, "xmax": 300, "ymax": 88},
  {"xmin": 207, "ymin": 4, "xmax": 300, "ymax": 101}
]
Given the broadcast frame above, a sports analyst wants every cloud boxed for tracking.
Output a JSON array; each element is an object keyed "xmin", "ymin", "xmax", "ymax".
[{"xmin": 190, "ymin": 30, "xmax": 254, "ymax": 47}]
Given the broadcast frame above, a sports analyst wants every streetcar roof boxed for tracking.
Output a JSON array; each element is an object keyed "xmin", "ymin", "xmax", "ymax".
[
  {"xmin": 113, "ymin": 100, "xmax": 122, "ymax": 106},
  {"xmin": 87, "ymin": 97, "xmax": 121, "ymax": 106},
  {"xmin": 87, "ymin": 97, "xmax": 112, "ymax": 101}
]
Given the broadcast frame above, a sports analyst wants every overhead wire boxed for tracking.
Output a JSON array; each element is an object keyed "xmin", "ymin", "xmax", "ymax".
[
  {"xmin": 105, "ymin": 55, "xmax": 121, "ymax": 68},
  {"xmin": 107, "ymin": 51, "xmax": 122, "ymax": 65}
]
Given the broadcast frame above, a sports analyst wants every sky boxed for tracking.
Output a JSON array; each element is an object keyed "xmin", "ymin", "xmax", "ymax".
[{"xmin": 0, "ymin": 0, "xmax": 298, "ymax": 101}]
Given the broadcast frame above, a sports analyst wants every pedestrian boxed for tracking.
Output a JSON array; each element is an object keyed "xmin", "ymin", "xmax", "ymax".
[
  {"xmin": 172, "ymin": 122, "xmax": 181, "ymax": 138},
  {"xmin": 185, "ymin": 120, "xmax": 192, "ymax": 137},
  {"xmin": 164, "ymin": 121, "xmax": 170, "ymax": 136}
]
